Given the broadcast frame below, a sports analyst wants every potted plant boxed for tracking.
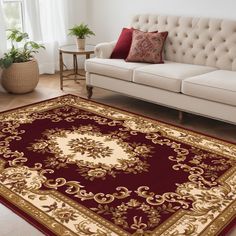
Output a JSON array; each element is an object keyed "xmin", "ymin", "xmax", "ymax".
[
  {"xmin": 0, "ymin": 29, "xmax": 45, "ymax": 94},
  {"xmin": 68, "ymin": 23, "xmax": 95, "ymax": 50}
]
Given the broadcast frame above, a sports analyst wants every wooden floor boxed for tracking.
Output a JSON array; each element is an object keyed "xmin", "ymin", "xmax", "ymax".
[{"xmin": 0, "ymin": 73, "xmax": 236, "ymax": 236}]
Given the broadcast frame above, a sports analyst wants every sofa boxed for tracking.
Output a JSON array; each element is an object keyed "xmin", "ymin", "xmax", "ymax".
[{"xmin": 85, "ymin": 14, "xmax": 236, "ymax": 124}]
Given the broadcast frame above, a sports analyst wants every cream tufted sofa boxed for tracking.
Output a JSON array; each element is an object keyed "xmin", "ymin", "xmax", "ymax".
[{"xmin": 85, "ymin": 14, "xmax": 236, "ymax": 124}]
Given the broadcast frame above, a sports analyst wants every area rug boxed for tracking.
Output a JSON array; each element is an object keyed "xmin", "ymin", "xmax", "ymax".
[{"xmin": 0, "ymin": 94, "xmax": 235, "ymax": 236}]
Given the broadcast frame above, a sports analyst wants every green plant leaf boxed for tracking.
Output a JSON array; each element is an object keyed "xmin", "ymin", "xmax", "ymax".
[
  {"xmin": 7, "ymin": 29, "xmax": 29, "ymax": 42},
  {"xmin": 68, "ymin": 23, "xmax": 95, "ymax": 39},
  {"xmin": 0, "ymin": 57, "xmax": 13, "ymax": 69},
  {"xmin": 0, "ymin": 28, "xmax": 45, "ymax": 69}
]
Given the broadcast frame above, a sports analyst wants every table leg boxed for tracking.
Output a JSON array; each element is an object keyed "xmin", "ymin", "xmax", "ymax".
[
  {"xmin": 73, "ymin": 54, "xmax": 79, "ymax": 81},
  {"xmin": 75, "ymin": 55, "xmax": 78, "ymax": 75},
  {"xmin": 59, "ymin": 51, "xmax": 63, "ymax": 90}
]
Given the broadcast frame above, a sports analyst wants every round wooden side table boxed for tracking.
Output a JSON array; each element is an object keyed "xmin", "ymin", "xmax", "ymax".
[{"xmin": 59, "ymin": 44, "xmax": 94, "ymax": 90}]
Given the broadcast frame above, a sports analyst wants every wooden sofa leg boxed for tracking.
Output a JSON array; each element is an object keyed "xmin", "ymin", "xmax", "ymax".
[
  {"xmin": 178, "ymin": 111, "xmax": 184, "ymax": 123},
  {"xmin": 86, "ymin": 86, "xmax": 93, "ymax": 99}
]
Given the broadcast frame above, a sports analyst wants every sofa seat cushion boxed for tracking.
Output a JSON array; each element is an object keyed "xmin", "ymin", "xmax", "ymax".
[
  {"xmin": 85, "ymin": 58, "xmax": 148, "ymax": 81},
  {"xmin": 182, "ymin": 70, "xmax": 236, "ymax": 106},
  {"xmin": 133, "ymin": 61, "xmax": 217, "ymax": 92}
]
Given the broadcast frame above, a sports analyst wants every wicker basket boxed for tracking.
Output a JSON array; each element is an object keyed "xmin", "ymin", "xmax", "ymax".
[{"xmin": 1, "ymin": 60, "xmax": 39, "ymax": 94}]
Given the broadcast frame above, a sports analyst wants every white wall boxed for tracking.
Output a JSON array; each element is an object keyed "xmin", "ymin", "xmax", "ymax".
[
  {"xmin": 68, "ymin": 0, "xmax": 87, "ymax": 31},
  {"xmin": 87, "ymin": 0, "xmax": 236, "ymax": 44}
]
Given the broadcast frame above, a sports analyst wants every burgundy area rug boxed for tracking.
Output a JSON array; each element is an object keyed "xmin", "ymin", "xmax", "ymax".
[{"xmin": 0, "ymin": 94, "xmax": 235, "ymax": 236}]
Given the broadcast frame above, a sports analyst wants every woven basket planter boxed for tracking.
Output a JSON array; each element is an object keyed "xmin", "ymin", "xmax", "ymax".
[{"xmin": 1, "ymin": 60, "xmax": 39, "ymax": 94}]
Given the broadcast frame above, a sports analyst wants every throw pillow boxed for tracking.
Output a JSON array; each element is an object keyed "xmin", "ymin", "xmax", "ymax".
[
  {"xmin": 110, "ymin": 28, "xmax": 134, "ymax": 59},
  {"xmin": 126, "ymin": 30, "xmax": 168, "ymax": 64}
]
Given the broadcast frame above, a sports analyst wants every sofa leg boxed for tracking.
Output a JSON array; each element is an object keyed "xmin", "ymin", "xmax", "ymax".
[
  {"xmin": 86, "ymin": 86, "xmax": 93, "ymax": 99},
  {"xmin": 178, "ymin": 111, "xmax": 184, "ymax": 123}
]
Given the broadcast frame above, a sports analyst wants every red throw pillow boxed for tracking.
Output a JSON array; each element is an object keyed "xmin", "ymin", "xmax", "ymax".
[
  {"xmin": 126, "ymin": 30, "xmax": 168, "ymax": 64},
  {"xmin": 110, "ymin": 28, "xmax": 134, "ymax": 59}
]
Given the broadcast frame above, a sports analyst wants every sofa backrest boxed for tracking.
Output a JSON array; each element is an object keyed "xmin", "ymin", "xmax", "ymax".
[{"xmin": 131, "ymin": 14, "xmax": 236, "ymax": 71}]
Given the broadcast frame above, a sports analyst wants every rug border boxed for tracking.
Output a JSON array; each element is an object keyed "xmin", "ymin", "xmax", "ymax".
[
  {"xmin": 81, "ymin": 96, "xmax": 236, "ymax": 146},
  {"xmin": 219, "ymin": 215, "xmax": 236, "ymax": 236},
  {"xmin": 1, "ymin": 93, "xmax": 236, "ymax": 146},
  {"xmin": 0, "ymin": 93, "xmax": 236, "ymax": 236},
  {"xmin": 0, "ymin": 194, "xmax": 54, "ymax": 236}
]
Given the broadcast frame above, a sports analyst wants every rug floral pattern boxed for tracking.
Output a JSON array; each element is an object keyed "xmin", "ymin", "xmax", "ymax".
[{"xmin": 0, "ymin": 95, "xmax": 235, "ymax": 236}]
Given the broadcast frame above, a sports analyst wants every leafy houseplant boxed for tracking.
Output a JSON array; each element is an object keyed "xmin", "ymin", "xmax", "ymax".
[
  {"xmin": 0, "ymin": 29, "xmax": 45, "ymax": 94},
  {"xmin": 68, "ymin": 23, "xmax": 95, "ymax": 49}
]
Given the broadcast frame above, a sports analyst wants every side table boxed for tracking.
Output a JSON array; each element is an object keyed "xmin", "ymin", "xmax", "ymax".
[{"xmin": 59, "ymin": 44, "xmax": 94, "ymax": 90}]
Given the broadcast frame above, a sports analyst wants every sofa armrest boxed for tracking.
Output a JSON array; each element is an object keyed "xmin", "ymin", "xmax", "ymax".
[{"xmin": 95, "ymin": 41, "xmax": 116, "ymax": 59}]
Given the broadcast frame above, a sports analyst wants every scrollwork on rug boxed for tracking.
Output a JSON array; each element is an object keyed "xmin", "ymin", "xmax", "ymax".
[
  {"xmin": 135, "ymin": 186, "xmax": 190, "ymax": 209},
  {"xmin": 0, "ymin": 95, "xmax": 235, "ymax": 235}
]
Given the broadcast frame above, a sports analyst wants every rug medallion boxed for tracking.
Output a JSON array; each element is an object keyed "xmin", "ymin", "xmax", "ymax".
[{"xmin": 0, "ymin": 95, "xmax": 235, "ymax": 235}]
